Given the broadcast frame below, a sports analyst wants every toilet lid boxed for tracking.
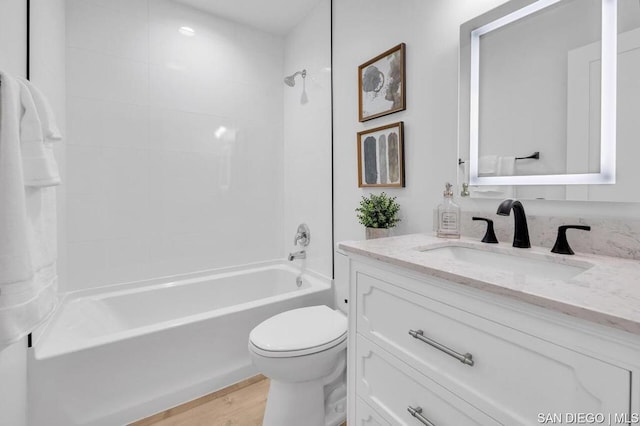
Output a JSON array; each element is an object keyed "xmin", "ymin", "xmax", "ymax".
[{"xmin": 249, "ymin": 306, "xmax": 347, "ymax": 355}]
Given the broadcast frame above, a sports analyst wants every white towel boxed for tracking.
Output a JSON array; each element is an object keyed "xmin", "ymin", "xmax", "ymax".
[
  {"xmin": 497, "ymin": 156, "xmax": 515, "ymax": 177},
  {"xmin": 0, "ymin": 71, "xmax": 58, "ymax": 349},
  {"xmin": 18, "ymin": 78, "xmax": 62, "ymax": 140},
  {"xmin": 471, "ymin": 155, "xmax": 515, "ymax": 198},
  {"xmin": 17, "ymin": 80, "xmax": 61, "ymax": 188},
  {"xmin": 0, "ymin": 72, "xmax": 31, "ymax": 284},
  {"xmin": 478, "ymin": 155, "xmax": 498, "ymax": 176}
]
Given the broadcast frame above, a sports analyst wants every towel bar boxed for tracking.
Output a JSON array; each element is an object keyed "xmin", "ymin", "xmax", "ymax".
[
  {"xmin": 458, "ymin": 151, "xmax": 540, "ymax": 165},
  {"xmin": 515, "ymin": 151, "xmax": 540, "ymax": 160}
]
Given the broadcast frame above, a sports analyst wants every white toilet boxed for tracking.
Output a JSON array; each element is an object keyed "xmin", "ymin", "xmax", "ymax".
[{"xmin": 248, "ymin": 305, "xmax": 347, "ymax": 426}]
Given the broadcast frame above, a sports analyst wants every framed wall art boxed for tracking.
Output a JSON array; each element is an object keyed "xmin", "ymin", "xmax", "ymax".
[
  {"xmin": 358, "ymin": 43, "xmax": 406, "ymax": 122},
  {"xmin": 357, "ymin": 121, "xmax": 405, "ymax": 188}
]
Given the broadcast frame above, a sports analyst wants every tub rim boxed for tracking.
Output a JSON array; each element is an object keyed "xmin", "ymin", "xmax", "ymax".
[{"xmin": 34, "ymin": 260, "xmax": 332, "ymax": 359}]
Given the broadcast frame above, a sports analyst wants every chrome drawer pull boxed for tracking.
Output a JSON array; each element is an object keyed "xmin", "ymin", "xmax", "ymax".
[
  {"xmin": 408, "ymin": 329, "xmax": 475, "ymax": 366},
  {"xmin": 408, "ymin": 406, "xmax": 436, "ymax": 426}
]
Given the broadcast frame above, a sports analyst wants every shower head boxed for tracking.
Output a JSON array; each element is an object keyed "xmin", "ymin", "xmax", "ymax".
[
  {"xmin": 283, "ymin": 69, "xmax": 306, "ymax": 87},
  {"xmin": 284, "ymin": 75, "xmax": 296, "ymax": 87}
]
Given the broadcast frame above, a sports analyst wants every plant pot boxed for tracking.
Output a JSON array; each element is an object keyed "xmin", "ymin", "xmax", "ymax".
[{"xmin": 366, "ymin": 227, "xmax": 391, "ymax": 240}]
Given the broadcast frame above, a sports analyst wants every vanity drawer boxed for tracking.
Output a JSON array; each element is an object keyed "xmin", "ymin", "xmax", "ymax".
[
  {"xmin": 355, "ymin": 272, "xmax": 631, "ymax": 424},
  {"xmin": 356, "ymin": 335, "xmax": 500, "ymax": 426},
  {"xmin": 355, "ymin": 397, "xmax": 391, "ymax": 426}
]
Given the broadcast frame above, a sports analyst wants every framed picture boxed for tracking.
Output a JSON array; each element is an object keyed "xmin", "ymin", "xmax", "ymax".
[
  {"xmin": 357, "ymin": 121, "xmax": 405, "ymax": 188},
  {"xmin": 358, "ymin": 43, "xmax": 406, "ymax": 122}
]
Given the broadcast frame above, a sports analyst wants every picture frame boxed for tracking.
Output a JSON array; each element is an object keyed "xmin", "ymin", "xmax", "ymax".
[
  {"xmin": 358, "ymin": 43, "xmax": 406, "ymax": 122},
  {"xmin": 357, "ymin": 121, "xmax": 405, "ymax": 188}
]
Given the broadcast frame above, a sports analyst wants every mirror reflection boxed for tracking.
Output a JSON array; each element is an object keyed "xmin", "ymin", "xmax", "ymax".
[{"xmin": 459, "ymin": 0, "xmax": 640, "ymax": 201}]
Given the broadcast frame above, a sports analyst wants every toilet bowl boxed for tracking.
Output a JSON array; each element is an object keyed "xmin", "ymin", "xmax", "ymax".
[{"xmin": 248, "ymin": 305, "xmax": 347, "ymax": 426}]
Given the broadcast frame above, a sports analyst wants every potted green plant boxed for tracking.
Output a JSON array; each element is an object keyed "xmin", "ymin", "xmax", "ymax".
[{"xmin": 355, "ymin": 192, "xmax": 401, "ymax": 239}]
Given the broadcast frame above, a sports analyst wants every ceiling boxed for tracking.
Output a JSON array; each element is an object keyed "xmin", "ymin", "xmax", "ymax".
[{"xmin": 175, "ymin": 0, "xmax": 322, "ymax": 35}]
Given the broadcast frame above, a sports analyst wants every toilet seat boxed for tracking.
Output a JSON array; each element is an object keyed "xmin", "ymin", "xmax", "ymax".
[{"xmin": 249, "ymin": 306, "xmax": 347, "ymax": 358}]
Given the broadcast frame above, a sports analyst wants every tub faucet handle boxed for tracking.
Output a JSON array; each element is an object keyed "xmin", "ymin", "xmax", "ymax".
[{"xmin": 294, "ymin": 223, "xmax": 311, "ymax": 247}]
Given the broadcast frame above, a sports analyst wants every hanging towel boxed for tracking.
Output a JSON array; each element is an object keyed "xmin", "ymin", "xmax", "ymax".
[
  {"xmin": 0, "ymin": 71, "xmax": 58, "ymax": 349},
  {"xmin": 0, "ymin": 72, "xmax": 31, "ymax": 286},
  {"xmin": 18, "ymin": 78, "xmax": 62, "ymax": 140},
  {"xmin": 496, "ymin": 155, "xmax": 515, "ymax": 198},
  {"xmin": 469, "ymin": 155, "xmax": 500, "ymax": 198},
  {"xmin": 478, "ymin": 155, "xmax": 498, "ymax": 176},
  {"xmin": 17, "ymin": 80, "xmax": 61, "ymax": 187},
  {"xmin": 497, "ymin": 156, "xmax": 516, "ymax": 178},
  {"xmin": 471, "ymin": 155, "xmax": 515, "ymax": 198}
]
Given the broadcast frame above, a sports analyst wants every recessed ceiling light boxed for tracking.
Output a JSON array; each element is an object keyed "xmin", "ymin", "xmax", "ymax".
[
  {"xmin": 215, "ymin": 126, "xmax": 227, "ymax": 139},
  {"xmin": 179, "ymin": 26, "xmax": 195, "ymax": 37}
]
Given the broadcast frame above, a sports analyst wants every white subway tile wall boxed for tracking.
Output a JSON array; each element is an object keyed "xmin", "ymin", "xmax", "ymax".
[
  {"xmin": 282, "ymin": 0, "xmax": 333, "ymax": 279},
  {"xmin": 65, "ymin": 0, "xmax": 295, "ymax": 290}
]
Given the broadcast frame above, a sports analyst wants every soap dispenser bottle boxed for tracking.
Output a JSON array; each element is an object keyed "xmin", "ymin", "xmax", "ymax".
[{"xmin": 437, "ymin": 182, "xmax": 461, "ymax": 239}]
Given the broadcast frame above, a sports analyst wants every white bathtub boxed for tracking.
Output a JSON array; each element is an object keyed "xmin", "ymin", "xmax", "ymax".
[{"xmin": 28, "ymin": 261, "xmax": 332, "ymax": 426}]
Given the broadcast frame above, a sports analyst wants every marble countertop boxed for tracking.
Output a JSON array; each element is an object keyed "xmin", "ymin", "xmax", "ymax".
[{"xmin": 338, "ymin": 234, "xmax": 640, "ymax": 336}]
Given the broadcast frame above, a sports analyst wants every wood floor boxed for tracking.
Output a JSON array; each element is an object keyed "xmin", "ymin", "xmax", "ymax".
[
  {"xmin": 131, "ymin": 375, "xmax": 269, "ymax": 426},
  {"xmin": 130, "ymin": 375, "xmax": 347, "ymax": 426}
]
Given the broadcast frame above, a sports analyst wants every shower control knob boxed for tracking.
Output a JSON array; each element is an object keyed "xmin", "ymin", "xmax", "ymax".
[{"xmin": 294, "ymin": 223, "xmax": 311, "ymax": 247}]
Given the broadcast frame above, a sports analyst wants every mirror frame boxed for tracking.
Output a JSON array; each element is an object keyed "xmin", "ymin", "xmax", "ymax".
[{"xmin": 460, "ymin": 0, "xmax": 617, "ymax": 186}]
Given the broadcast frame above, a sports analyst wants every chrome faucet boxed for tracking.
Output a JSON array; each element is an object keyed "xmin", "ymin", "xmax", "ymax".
[
  {"xmin": 294, "ymin": 223, "xmax": 310, "ymax": 247},
  {"xmin": 288, "ymin": 250, "xmax": 306, "ymax": 261},
  {"xmin": 496, "ymin": 199, "xmax": 531, "ymax": 248}
]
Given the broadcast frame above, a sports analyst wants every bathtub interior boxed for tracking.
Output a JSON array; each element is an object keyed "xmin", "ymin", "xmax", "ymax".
[
  {"xmin": 28, "ymin": 261, "xmax": 334, "ymax": 425},
  {"xmin": 34, "ymin": 262, "xmax": 329, "ymax": 360}
]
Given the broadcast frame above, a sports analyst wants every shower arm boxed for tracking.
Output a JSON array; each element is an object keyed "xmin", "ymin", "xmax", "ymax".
[
  {"xmin": 291, "ymin": 70, "xmax": 306, "ymax": 79},
  {"xmin": 284, "ymin": 69, "xmax": 307, "ymax": 86}
]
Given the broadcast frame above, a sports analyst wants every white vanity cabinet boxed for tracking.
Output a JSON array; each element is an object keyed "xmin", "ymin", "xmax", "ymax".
[{"xmin": 346, "ymin": 256, "xmax": 640, "ymax": 426}]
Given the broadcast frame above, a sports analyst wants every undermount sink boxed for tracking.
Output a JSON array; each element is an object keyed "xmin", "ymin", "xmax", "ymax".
[{"xmin": 419, "ymin": 244, "xmax": 591, "ymax": 281}]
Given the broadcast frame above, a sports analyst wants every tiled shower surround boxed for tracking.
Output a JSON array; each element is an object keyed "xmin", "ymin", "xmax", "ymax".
[{"xmin": 65, "ymin": 0, "xmax": 287, "ymax": 290}]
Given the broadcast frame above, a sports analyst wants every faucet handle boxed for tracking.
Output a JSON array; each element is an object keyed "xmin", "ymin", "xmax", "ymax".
[
  {"xmin": 294, "ymin": 223, "xmax": 311, "ymax": 247},
  {"xmin": 551, "ymin": 225, "xmax": 591, "ymax": 255},
  {"xmin": 472, "ymin": 217, "xmax": 499, "ymax": 244},
  {"xmin": 294, "ymin": 232, "xmax": 307, "ymax": 245}
]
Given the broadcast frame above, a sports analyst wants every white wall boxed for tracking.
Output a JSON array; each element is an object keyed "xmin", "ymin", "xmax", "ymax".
[
  {"xmin": 65, "ymin": 0, "xmax": 286, "ymax": 291},
  {"xmin": 0, "ymin": 0, "xmax": 27, "ymax": 77},
  {"xmin": 333, "ymin": 0, "xmax": 509, "ymax": 243},
  {"xmin": 283, "ymin": 0, "xmax": 332, "ymax": 279},
  {"xmin": 0, "ymin": 1, "xmax": 28, "ymax": 424},
  {"xmin": 333, "ymin": 0, "xmax": 640, "ymax": 295}
]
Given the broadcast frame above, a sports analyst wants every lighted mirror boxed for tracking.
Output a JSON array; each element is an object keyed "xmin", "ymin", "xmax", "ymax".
[{"xmin": 459, "ymin": 0, "xmax": 640, "ymax": 201}]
